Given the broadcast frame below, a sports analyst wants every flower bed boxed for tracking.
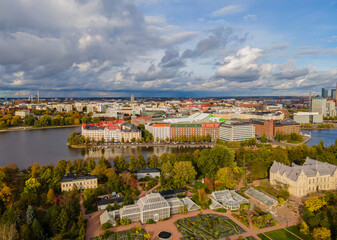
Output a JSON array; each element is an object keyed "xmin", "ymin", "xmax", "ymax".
[
  {"xmin": 251, "ymin": 206, "xmax": 278, "ymax": 229},
  {"xmin": 175, "ymin": 214, "xmax": 245, "ymax": 240}
]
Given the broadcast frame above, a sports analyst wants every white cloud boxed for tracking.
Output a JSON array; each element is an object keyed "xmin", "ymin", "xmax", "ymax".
[
  {"xmin": 212, "ymin": 5, "xmax": 245, "ymax": 17},
  {"xmin": 243, "ymin": 14, "xmax": 257, "ymax": 21}
]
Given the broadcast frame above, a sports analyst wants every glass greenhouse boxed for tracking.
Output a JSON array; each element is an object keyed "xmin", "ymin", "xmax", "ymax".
[{"xmin": 210, "ymin": 190, "xmax": 249, "ymax": 210}]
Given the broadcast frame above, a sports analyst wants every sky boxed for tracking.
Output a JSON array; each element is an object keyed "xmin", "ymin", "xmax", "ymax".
[{"xmin": 0, "ymin": 0, "xmax": 336, "ymax": 98}]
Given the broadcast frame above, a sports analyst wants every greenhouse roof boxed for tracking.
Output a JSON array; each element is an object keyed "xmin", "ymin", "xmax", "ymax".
[
  {"xmin": 166, "ymin": 198, "xmax": 184, "ymax": 208},
  {"xmin": 119, "ymin": 204, "xmax": 141, "ymax": 216},
  {"xmin": 138, "ymin": 193, "xmax": 170, "ymax": 212}
]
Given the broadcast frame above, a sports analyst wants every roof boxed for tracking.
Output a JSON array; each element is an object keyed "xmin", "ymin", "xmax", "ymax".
[
  {"xmin": 159, "ymin": 189, "xmax": 185, "ymax": 197},
  {"xmin": 136, "ymin": 168, "xmax": 161, "ymax": 174},
  {"xmin": 97, "ymin": 196, "xmax": 132, "ymax": 206},
  {"xmin": 270, "ymin": 157, "xmax": 337, "ymax": 181},
  {"xmin": 121, "ymin": 122, "xmax": 140, "ymax": 132},
  {"xmin": 61, "ymin": 174, "xmax": 97, "ymax": 183},
  {"xmin": 138, "ymin": 193, "xmax": 170, "ymax": 211}
]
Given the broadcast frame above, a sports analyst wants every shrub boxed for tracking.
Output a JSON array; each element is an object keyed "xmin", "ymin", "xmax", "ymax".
[
  {"xmin": 146, "ymin": 219, "xmax": 155, "ymax": 224},
  {"xmin": 101, "ymin": 222, "xmax": 112, "ymax": 230}
]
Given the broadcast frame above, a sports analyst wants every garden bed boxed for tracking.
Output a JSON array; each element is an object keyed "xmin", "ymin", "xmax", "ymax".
[{"xmin": 175, "ymin": 214, "xmax": 245, "ymax": 239}]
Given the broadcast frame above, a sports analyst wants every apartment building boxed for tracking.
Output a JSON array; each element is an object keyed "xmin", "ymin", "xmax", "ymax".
[
  {"xmin": 252, "ymin": 120, "xmax": 300, "ymax": 138},
  {"xmin": 61, "ymin": 174, "xmax": 98, "ymax": 191},
  {"xmin": 121, "ymin": 122, "xmax": 141, "ymax": 142},
  {"xmin": 170, "ymin": 123, "xmax": 203, "ymax": 140},
  {"xmin": 219, "ymin": 122, "xmax": 255, "ymax": 142},
  {"xmin": 202, "ymin": 122, "xmax": 220, "ymax": 141},
  {"xmin": 145, "ymin": 123, "xmax": 170, "ymax": 141},
  {"xmin": 270, "ymin": 158, "xmax": 337, "ymax": 198}
]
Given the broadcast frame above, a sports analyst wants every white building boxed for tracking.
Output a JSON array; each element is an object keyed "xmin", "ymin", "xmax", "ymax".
[
  {"xmin": 326, "ymin": 101, "xmax": 336, "ymax": 117},
  {"xmin": 15, "ymin": 110, "xmax": 30, "ymax": 118},
  {"xmin": 145, "ymin": 123, "xmax": 170, "ymax": 141},
  {"xmin": 312, "ymin": 98, "xmax": 327, "ymax": 115},
  {"xmin": 219, "ymin": 122, "xmax": 255, "ymax": 142},
  {"xmin": 293, "ymin": 112, "xmax": 323, "ymax": 124}
]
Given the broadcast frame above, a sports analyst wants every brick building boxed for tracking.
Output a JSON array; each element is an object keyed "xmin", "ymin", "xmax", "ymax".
[
  {"xmin": 202, "ymin": 122, "xmax": 220, "ymax": 141},
  {"xmin": 252, "ymin": 120, "xmax": 300, "ymax": 138}
]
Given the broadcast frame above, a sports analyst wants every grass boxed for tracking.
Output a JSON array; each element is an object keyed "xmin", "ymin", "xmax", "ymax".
[
  {"xmin": 263, "ymin": 228, "xmax": 301, "ymax": 240},
  {"xmin": 189, "ymin": 181, "xmax": 205, "ymax": 190},
  {"xmin": 257, "ymin": 233, "xmax": 271, "ymax": 240},
  {"xmin": 214, "ymin": 208, "xmax": 227, "ymax": 213},
  {"xmin": 287, "ymin": 225, "xmax": 310, "ymax": 240}
]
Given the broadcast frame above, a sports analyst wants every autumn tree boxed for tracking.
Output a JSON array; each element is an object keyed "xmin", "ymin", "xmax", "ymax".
[
  {"xmin": 312, "ymin": 227, "xmax": 331, "ymax": 240},
  {"xmin": 215, "ymin": 167, "xmax": 239, "ymax": 189},
  {"xmin": 147, "ymin": 155, "xmax": 160, "ymax": 168},
  {"xmin": 46, "ymin": 189, "xmax": 56, "ymax": 205},
  {"xmin": 305, "ymin": 196, "xmax": 327, "ymax": 212},
  {"xmin": 172, "ymin": 161, "xmax": 196, "ymax": 187}
]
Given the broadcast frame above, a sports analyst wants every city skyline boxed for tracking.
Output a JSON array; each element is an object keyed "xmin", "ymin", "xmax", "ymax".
[{"xmin": 0, "ymin": 0, "xmax": 337, "ymax": 97}]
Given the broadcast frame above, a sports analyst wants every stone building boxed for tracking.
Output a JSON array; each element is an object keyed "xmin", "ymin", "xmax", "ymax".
[
  {"xmin": 270, "ymin": 158, "xmax": 337, "ymax": 198},
  {"xmin": 61, "ymin": 174, "xmax": 98, "ymax": 191}
]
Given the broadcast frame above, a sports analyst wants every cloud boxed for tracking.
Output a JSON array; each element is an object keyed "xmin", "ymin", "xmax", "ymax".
[
  {"xmin": 215, "ymin": 46, "xmax": 337, "ymax": 92},
  {"xmin": 243, "ymin": 14, "xmax": 257, "ymax": 21},
  {"xmin": 212, "ymin": 5, "xmax": 245, "ymax": 17}
]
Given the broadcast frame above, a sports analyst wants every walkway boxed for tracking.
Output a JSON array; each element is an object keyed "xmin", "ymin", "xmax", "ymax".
[{"xmin": 235, "ymin": 170, "xmax": 251, "ymax": 191}]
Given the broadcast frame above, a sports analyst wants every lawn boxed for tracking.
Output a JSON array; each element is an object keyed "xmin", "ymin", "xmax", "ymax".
[
  {"xmin": 189, "ymin": 181, "xmax": 205, "ymax": 190},
  {"xmin": 261, "ymin": 228, "xmax": 301, "ymax": 240},
  {"xmin": 286, "ymin": 225, "xmax": 310, "ymax": 240},
  {"xmin": 91, "ymin": 227, "xmax": 149, "ymax": 240},
  {"xmin": 175, "ymin": 214, "xmax": 245, "ymax": 240}
]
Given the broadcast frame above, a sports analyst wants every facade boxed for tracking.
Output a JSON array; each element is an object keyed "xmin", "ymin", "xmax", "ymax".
[
  {"xmin": 312, "ymin": 98, "xmax": 327, "ymax": 115},
  {"xmin": 15, "ymin": 110, "xmax": 30, "ymax": 118},
  {"xmin": 293, "ymin": 112, "xmax": 323, "ymax": 124},
  {"xmin": 322, "ymin": 88, "xmax": 329, "ymax": 98},
  {"xmin": 61, "ymin": 174, "xmax": 98, "ymax": 191},
  {"xmin": 219, "ymin": 122, "xmax": 255, "ymax": 142},
  {"xmin": 136, "ymin": 168, "xmax": 161, "ymax": 179},
  {"xmin": 331, "ymin": 89, "xmax": 336, "ymax": 100},
  {"xmin": 121, "ymin": 122, "xmax": 141, "ymax": 142},
  {"xmin": 81, "ymin": 120, "xmax": 125, "ymax": 142},
  {"xmin": 145, "ymin": 123, "xmax": 170, "ymax": 141},
  {"xmin": 202, "ymin": 122, "xmax": 220, "ymax": 141},
  {"xmin": 170, "ymin": 123, "xmax": 203, "ymax": 140},
  {"xmin": 270, "ymin": 158, "xmax": 337, "ymax": 198},
  {"xmin": 100, "ymin": 193, "xmax": 199, "ymax": 226},
  {"xmin": 252, "ymin": 120, "xmax": 300, "ymax": 138},
  {"xmin": 326, "ymin": 101, "xmax": 336, "ymax": 117}
]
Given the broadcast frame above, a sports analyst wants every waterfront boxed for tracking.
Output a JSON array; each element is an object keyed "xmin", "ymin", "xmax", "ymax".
[
  {"xmin": 302, "ymin": 129, "xmax": 337, "ymax": 146},
  {"xmin": 0, "ymin": 127, "xmax": 207, "ymax": 169}
]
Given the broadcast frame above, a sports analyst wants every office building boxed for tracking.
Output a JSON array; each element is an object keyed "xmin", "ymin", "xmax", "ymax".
[
  {"xmin": 311, "ymin": 98, "xmax": 327, "ymax": 115},
  {"xmin": 331, "ymin": 89, "xmax": 336, "ymax": 100},
  {"xmin": 322, "ymin": 88, "xmax": 328, "ymax": 98},
  {"xmin": 270, "ymin": 158, "xmax": 337, "ymax": 198},
  {"xmin": 145, "ymin": 123, "xmax": 170, "ymax": 141},
  {"xmin": 252, "ymin": 120, "xmax": 300, "ymax": 138},
  {"xmin": 219, "ymin": 122, "xmax": 255, "ymax": 142},
  {"xmin": 293, "ymin": 112, "xmax": 323, "ymax": 124},
  {"xmin": 121, "ymin": 122, "xmax": 142, "ymax": 142}
]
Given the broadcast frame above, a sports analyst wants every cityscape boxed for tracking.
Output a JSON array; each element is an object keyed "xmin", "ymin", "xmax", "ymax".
[{"xmin": 0, "ymin": 1, "xmax": 337, "ymax": 240}]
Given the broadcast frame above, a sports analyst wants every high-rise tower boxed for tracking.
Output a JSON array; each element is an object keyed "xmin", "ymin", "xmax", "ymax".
[{"xmin": 131, "ymin": 94, "xmax": 134, "ymax": 104}]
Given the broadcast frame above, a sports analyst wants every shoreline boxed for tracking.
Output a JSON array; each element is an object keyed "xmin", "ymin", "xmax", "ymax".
[
  {"xmin": 68, "ymin": 142, "xmax": 216, "ymax": 149},
  {"xmin": 0, "ymin": 125, "xmax": 81, "ymax": 133}
]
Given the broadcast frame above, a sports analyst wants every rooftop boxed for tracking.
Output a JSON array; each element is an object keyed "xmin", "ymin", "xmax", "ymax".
[{"xmin": 61, "ymin": 174, "xmax": 97, "ymax": 183}]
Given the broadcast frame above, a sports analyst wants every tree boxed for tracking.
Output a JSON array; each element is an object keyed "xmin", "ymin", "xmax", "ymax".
[
  {"xmin": 137, "ymin": 155, "xmax": 146, "ymax": 170},
  {"xmin": 128, "ymin": 155, "xmax": 137, "ymax": 172},
  {"xmin": 30, "ymin": 163, "xmax": 39, "ymax": 178},
  {"xmin": 0, "ymin": 183, "xmax": 12, "ymax": 206},
  {"xmin": 46, "ymin": 189, "xmax": 55, "ymax": 205},
  {"xmin": 305, "ymin": 196, "xmax": 327, "ymax": 212},
  {"xmin": 215, "ymin": 167, "xmax": 238, "ymax": 189},
  {"xmin": 172, "ymin": 161, "xmax": 197, "ymax": 187},
  {"xmin": 59, "ymin": 208, "xmax": 69, "ymax": 233},
  {"xmin": 31, "ymin": 219, "xmax": 44, "ymax": 240},
  {"xmin": 312, "ymin": 227, "xmax": 331, "ymax": 240},
  {"xmin": 260, "ymin": 133, "xmax": 267, "ymax": 143},
  {"xmin": 0, "ymin": 223, "xmax": 19, "ymax": 240},
  {"xmin": 300, "ymin": 221, "xmax": 310, "ymax": 236},
  {"xmin": 114, "ymin": 156, "xmax": 128, "ymax": 171},
  {"xmin": 26, "ymin": 205, "xmax": 35, "ymax": 225},
  {"xmin": 275, "ymin": 130, "xmax": 281, "ymax": 142},
  {"xmin": 148, "ymin": 155, "xmax": 160, "ymax": 168}
]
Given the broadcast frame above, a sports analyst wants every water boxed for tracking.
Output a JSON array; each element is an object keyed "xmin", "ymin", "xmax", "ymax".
[
  {"xmin": 302, "ymin": 129, "xmax": 337, "ymax": 146},
  {"xmin": 0, "ymin": 127, "xmax": 206, "ymax": 169}
]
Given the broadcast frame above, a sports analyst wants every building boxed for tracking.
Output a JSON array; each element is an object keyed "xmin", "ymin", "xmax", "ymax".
[
  {"xmin": 100, "ymin": 193, "xmax": 199, "ymax": 226},
  {"xmin": 15, "ymin": 110, "xmax": 30, "ymax": 118},
  {"xmin": 145, "ymin": 123, "xmax": 170, "ymax": 141},
  {"xmin": 210, "ymin": 190, "xmax": 249, "ymax": 210},
  {"xmin": 331, "ymin": 89, "xmax": 336, "ymax": 100},
  {"xmin": 81, "ymin": 120, "xmax": 125, "ymax": 142},
  {"xmin": 252, "ymin": 120, "xmax": 300, "ymax": 138},
  {"xmin": 293, "ymin": 112, "xmax": 323, "ymax": 124},
  {"xmin": 322, "ymin": 88, "xmax": 329, "ymax": 98},
  {"xmin": 97, "ymin": 196, "xmax": 133, "ymax": 211},
  {"xmin": 326, "ymin": 101, "xmax": 336, "ymax": 117},
  {"xmin": 202, "ymin": 122, "xmax": 220, "ymax": 141},
  {"xmin": 270, "ymin": 158, "xmax": 337, "ymax": 198},
  {"xmin": 121, "ymin": 122, "xmax": 141, "ymax": 142},
  {"xmin": 312, "ymin": 98, "xmax": 327, "ymax": 115},
  {"xmin": 136, "ymin": 168, "xmax": 161, "ymax": 179},
  {"xmin": 131, "ymin": 94, "xmax": 135, "ymax": 104},
  {"xmin": 170, "ymin": 123, "xmax": 203, "ymax": 140},
  {"xmin": 61, "ymin": 174, "xmax": 98, "ymax": 191},
  {"xmin": 219, "ymin": 122, "xmax": 255, "ymax": 142}
]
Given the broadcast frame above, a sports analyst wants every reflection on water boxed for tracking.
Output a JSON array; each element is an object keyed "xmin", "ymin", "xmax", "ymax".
[
  {"xmin": 302, "ymin": 129, "xmax": 337, "ymax": 147},
  {"xmin": 0, "ymin": 127, "xmax": 208, "ymax": 169}
]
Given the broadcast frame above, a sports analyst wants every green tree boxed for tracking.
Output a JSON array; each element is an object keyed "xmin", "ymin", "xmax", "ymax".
[
  {"xmin": 128, "ymin": 155, "xmax": 137, "ymax": 172},
  {"xmin": 172, "ymin": 161, "xmax": 197, "ymax": 187},
  {"xmin": 215, "ymin": 167, "xmax": 239, "ymax": 189},
  {"xmin": 31, "ymin": 219, "xmax": 44, "ymax": 240},
  {"xmin": 59, "ymin": 208, "xmax": 69, "ymax": 233},
  {"xmin": 46, "ymin": 189, "xmax": 55, "ymax": 205},
  {"xmin": 26, "ymin": 205, "xmax": 35, "ymax": 225},
  {"xmin": 260, "ymin": 133, "xmax": 267, "ymax": 143},
  {"xmin": 114, "ymin": 156, "xmax": 128, "ymax": 171},
  {"xmin": 148, "ymin": 155, "xmax": 160, "ymax": 168}
]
